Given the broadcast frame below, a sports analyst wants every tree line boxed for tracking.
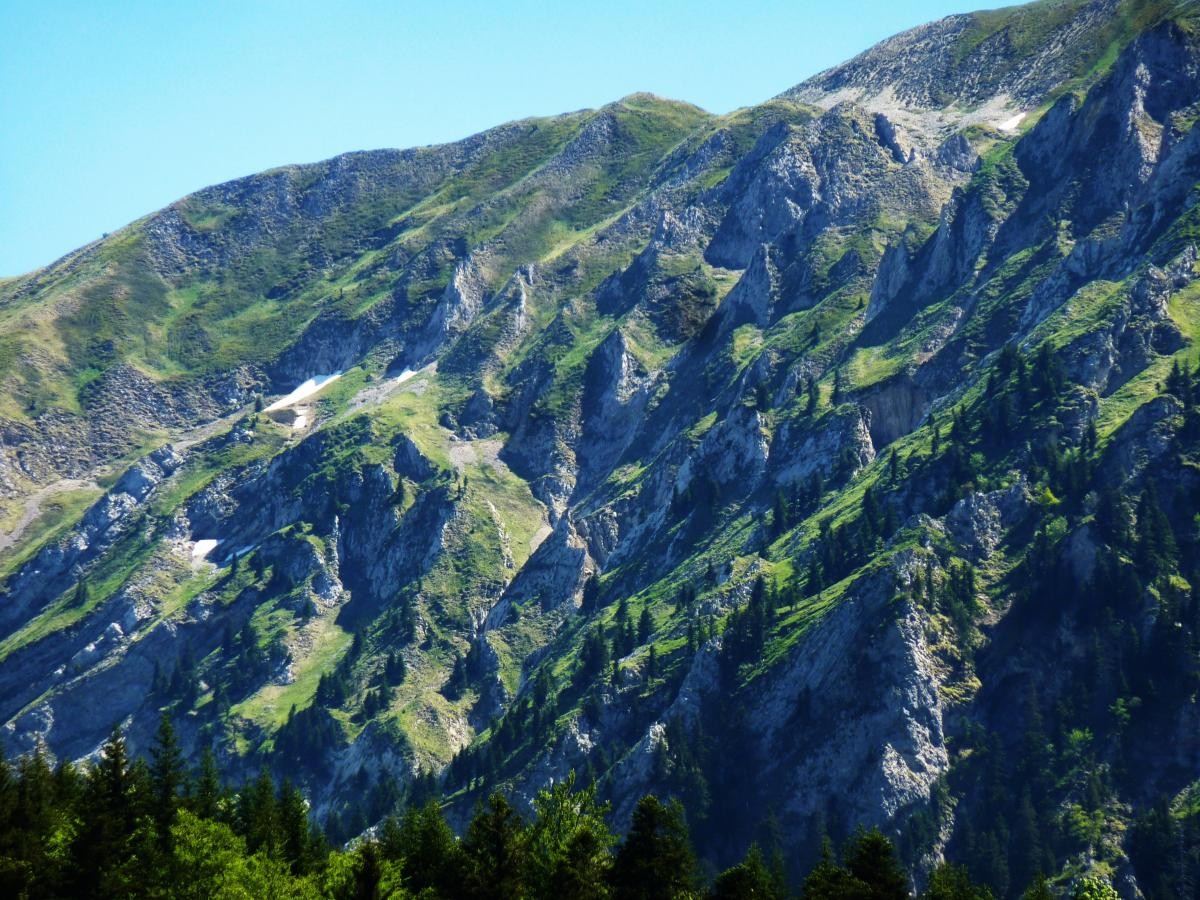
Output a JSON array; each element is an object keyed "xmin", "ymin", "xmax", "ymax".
[{"xmin": 0, "ymin": 716, "xmax": 1130, "ymax": 899}]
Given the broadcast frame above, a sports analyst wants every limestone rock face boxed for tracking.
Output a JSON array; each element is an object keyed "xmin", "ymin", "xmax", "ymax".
[{"xmin": 2, "ymin": 4, "xmax": 1199, "ymax": 888}]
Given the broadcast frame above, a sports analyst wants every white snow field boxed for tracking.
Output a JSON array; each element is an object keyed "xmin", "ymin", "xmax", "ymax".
[
  {"xmin": 191, "ymin": 539, "xmax": 221, "ymax": 562},
  {"xmin": 263, "ymin": 372, "xmax": 343, "ymax": 412},
  {"xmin": 997, "ymin": 111, "xmax": 1027, "ymax": 132}
]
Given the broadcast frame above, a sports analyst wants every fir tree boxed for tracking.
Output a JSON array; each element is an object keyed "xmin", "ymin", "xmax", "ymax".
[
  {"xmin": 149, "ymin": 713, "xmax": 186, "ymax": 846},
  {"xmin": 1021, "ymin": 873, "xmax": 1054, "ymax": 900},
  {"xmin": 191, "ymin": 746, "xmax": 223, "ymax": 821},
  {"xmin": 278, "ymin": 780, "xmax": 320, "ymax": 875},
  {"xmin": 638, "ymin": 606, "xmax": 653, "ymax": 645},
  {"xmin": 398, "ymin": 800, "xmax": 464, "ymax": 896},
  {"xmin": 922, "ymin": 862, "xmax": 994, "ymax": 900},
  {"xmin": 462, "ymin": 792, "xmax": 528, "ymax": 900},
  {"xmin": 709, "ymin": 843, "xmax": 783, "ymax": 899},
  {"xmin": 237, "ymin": 768, "xmax": 279, "ymax": 856},
  {"xmin": 609, "ymin": 795, "xmax": 697, "ymax": 900},
  {"xmin": 582, "ymin": 575, "xmax": 600, "ymax": 614},
  {"xmin": 842, "ymin": 827, "xmax": 910, "ymax": 900}
]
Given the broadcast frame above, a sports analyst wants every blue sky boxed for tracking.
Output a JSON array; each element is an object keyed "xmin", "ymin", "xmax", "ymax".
[{"xmin": 0, "ymin": 0, "xmax": 1001, "ymax": 277}]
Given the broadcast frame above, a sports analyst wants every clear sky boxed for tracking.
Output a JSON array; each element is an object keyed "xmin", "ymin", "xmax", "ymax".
[{"xmin": 0, "ymin": 0, "xmax": 1003, "ymax": 277}]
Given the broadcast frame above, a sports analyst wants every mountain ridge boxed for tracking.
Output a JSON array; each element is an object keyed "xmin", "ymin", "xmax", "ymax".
[{"xmin": 2, "ymin": 1, "xmax": 1199, "ymax": 895}]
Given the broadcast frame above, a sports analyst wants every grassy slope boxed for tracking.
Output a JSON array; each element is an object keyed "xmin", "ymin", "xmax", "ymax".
[{"xmin": 3, "ymin": 6, "xmax": 1198, "ymax": 873}]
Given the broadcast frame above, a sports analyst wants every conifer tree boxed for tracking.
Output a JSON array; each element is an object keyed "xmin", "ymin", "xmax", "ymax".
[
  {"xmin": 609, "ymin": 795, "xmax": 697, "ymax": 900},
  {"xmin": 149, "ymin": 713, "xmax": 186, "ymax": 846},
  {"xmin": 1134, "ymin": 483, "xmax": 1176, "ymax": 577},
  {"xmin": 582, "ymin": 574, "xmax": 600, "ymax": 614},
  {"xmin": 398, "ymin": 800, "xmax": 464, "ymax": 896},
  {"xmin": 638, "ymin": 606, "xmax": 653, "ymax": 645},
  {"xmin": 802, "ymin": 837, "xmax": 863, "ymax": 900},
  {"xmin": 237, "ymin": 767, "xmax": 280, "ymax": 856},
  {"xmin": 1021, "ymin": 874, "xmax": 1054, "ymax": 900},
  {"xmin": 278, "ymin": 780, "xmax": 319, "ymax": 874},
  {"xmin": 192, "ymin": 746, "xmax": 223, "ymax": 821},
  {"xmin": 921, "ymin": 862, "xmax": 993, "ymax": 900},
  {"xmin": 70, "ymin": 726, "xmax": 136, "ymax": 897},
  {"xmin": 348, "ymin": 839, "xmax": 384, "ymax": 900},
  {"xmin": 462, "ymin": 792, "xmax": 528, "ymax": 900},
  {"xmin": 842, "ymin": 827, "xmax": 910, "ymax": 900},
  {"xmin": 709, "ymin": 843, "xmax": 783, "ymax": 899}
]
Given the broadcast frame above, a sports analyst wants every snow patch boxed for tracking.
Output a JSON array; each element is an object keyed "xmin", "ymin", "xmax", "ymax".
[
  {"xmin": 396, "ymin": 362, "xmax": 436, "ymax": 384},
  {"xmin": 292, "ymin": 413, "xmax": 308, "ymax": 430},
  {"xmin": 264, "ymin": 372, "xmax": 342, "ymax": 412},
  {"xmin": 997, "ymin": 112, "xmax": 1026, "ymax": 132},
  {"xmin": 192, "ymin": 539, "xmax": 221, "ymax": 562}
]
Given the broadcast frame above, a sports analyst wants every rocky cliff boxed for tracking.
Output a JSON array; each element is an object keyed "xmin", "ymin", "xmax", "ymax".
[{"xmin": 2, "ymin": 1, "xmax": 1199, "ymax": 895}]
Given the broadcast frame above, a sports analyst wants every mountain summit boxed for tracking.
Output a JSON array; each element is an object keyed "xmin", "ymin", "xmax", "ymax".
[
  {"xmin": 2, "ymin": 1, "xmax": 1198, "ymax": 894},
  {"xmin": 789, "ymin": 1, "xmax": 1173, "ymax": 106}
]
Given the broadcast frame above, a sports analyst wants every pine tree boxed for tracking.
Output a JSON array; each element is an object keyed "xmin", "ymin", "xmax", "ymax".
[
  {"xmin": 149, "ymin": 713, "xmax": 186, "ymax": 846},
  {"xmin": 582, "ymin": 575, "xmax": 600, "ymax": 614},
  {"xmin": 445, "ymin": 651, "xmax": 468, "ymax": 699},
  {"xmin": 808, "ymin": 471, "xmax": 824, "ymax": 511},
  {"xmin": 579, "ymin": 629, "xmax": 610, "ymax": 683},
  {"xmin": 462, "ymin": 792, "xmax": 528, "ymax": 900},
  {"xmin": 1134, "ymin": 483, "xmax": 1176, "ymax": 577},
  {"xmin": 842, "ymin": 827, "xmax": 910, "ymax": 900},
  {"xmin": 399, "ymin": 800, "xmax": 464, "ymax": 896},
  {"xmin": 191, "ymin": 746, "xmax": 223, "ymax": 821},
  {"xmin": 548, "ymin": 826, "xmax": 613, "ymax": 900},
  {"xmin": 385, "ymin": 651, "xmax": 406, "ymax": 686},
  {"xmin": 638, "ymin": 607, "xmax": 653, "ymax": 645},
  {"xmin": 1021, "ymin": 873, "xmax": 1054, "ymax": 900},
  {"xmin": 237, "ymin": 768, "xmax": 279, "ymax": 855},
  {"xmin": 70, "ymin": 726, "xmax": 136, "ymax": 898},
  {"xmin": 709, "ymin": 843, "xmax": 783, "ymax": 899},
  {"xmin": 624, "ymin": 618, "xmax": 636, "ymax": 655},
  {"xmin": 349, "ymin": 839, "xmax": 384, "ymax": 900},
  {"xmin": 862, "ymin": 486, "xmax": 882, "ymax": 539},
  {"xmin": 802, "ymin": 837, "xmax": 862, "ymax": 900},
  {"xmin": 278, "ymin": 780, "xmax": 318, "ymax": 874},
  {"xmin": 608, "ymin": 795, "xmax": 697, "ymax": 900},
  {"xmin": 921, "ymin": 862, "xmax": 993, "ymax": 899},
  {"xmin": 1012, "ymin": 789, "xmax": 1049, "ymax": 890},
  {"xmin": 13, "ymin": 744, "xmax": 56, "ymax": 875},
  {"xmin": 807, "ymin": 556, "xmax": 825, "ymax": 596},
  {"xmin": 378, "ymin": 814, "xmax": 404, "ymax": 861}
]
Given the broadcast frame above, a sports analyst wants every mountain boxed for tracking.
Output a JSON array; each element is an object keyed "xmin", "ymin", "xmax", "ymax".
[{"xmin": 2, "ymin": 0, "xmax": 1199, "ymax": 894}]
